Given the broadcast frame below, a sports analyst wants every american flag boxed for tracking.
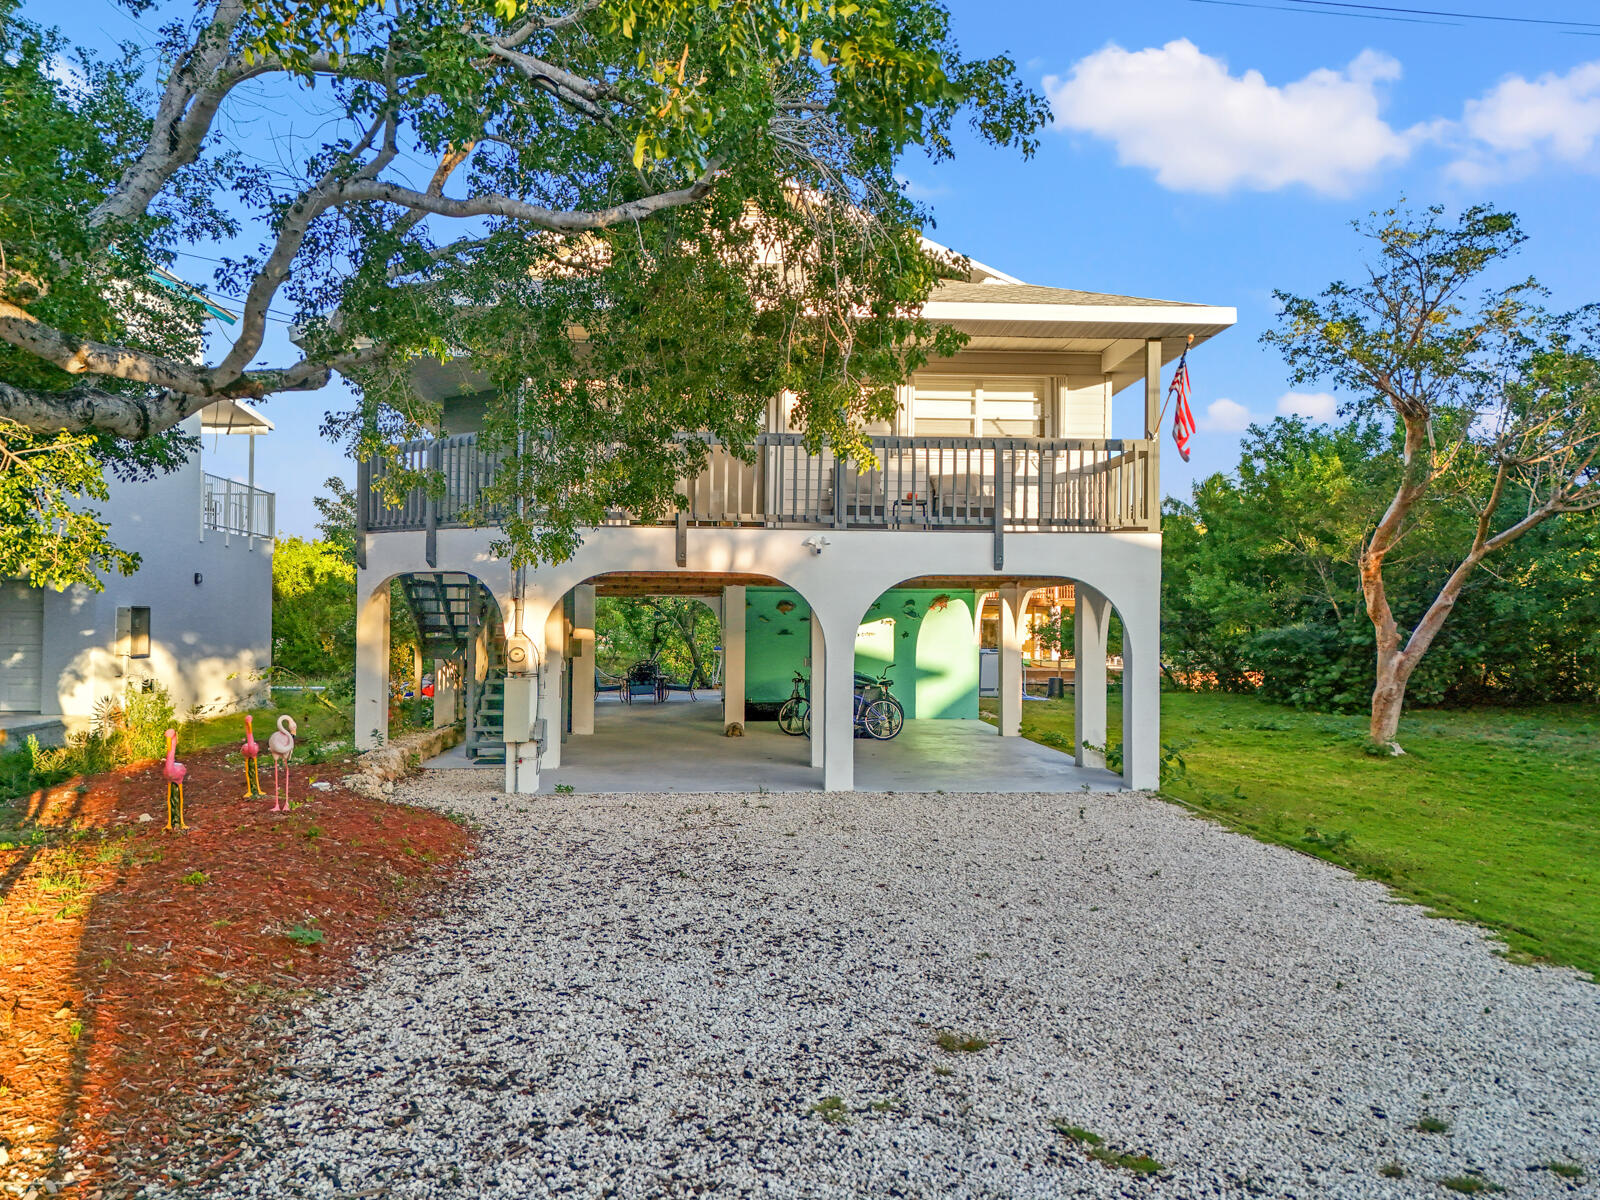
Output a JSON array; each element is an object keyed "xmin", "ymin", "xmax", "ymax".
[{"xmin": 1169, "ymin": 350, "xmax": 1195, "ymax": 462}]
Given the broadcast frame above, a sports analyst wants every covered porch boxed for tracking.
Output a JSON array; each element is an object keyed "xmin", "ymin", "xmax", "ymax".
[{"xmin": 425, "ymin": 691, "xmax": 1120, "ymax": 793}]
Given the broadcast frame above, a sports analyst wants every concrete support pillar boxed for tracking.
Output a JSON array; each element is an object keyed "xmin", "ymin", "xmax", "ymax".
[
  {"xmin": 722, "ymin": 585, "xmax": 746, "ymax": 730},
  {"xmin": 997, "ymin": 585, "xmax": 1028, "ymax": 737},
  {"xmin": 1122, "ymin": 599, "xmax": 1161, "ymax": 791},
  {"xmin": 809, "ymin": 611, "xmax": 826, "ymax": 770},
  {"xmin": 432, "ymin": 657, "xmax": 455, "ymax": 730},
  {"xmin": 1074, "ymin": 584, "xmax": 1112, "ymax": 769},
  {"xmin": 540, "ymin": 601, "xmax": 566, "ymax": 769},
  {"xmin": 571, "ymin": 584, "xmax": 596, "ymax": 735},
  {"xmin": 820, "ymin": 617, "xmax": 856, "ymax": 792},
  {"xmin": 354, "ymin": 579, "xmax": 391, "ymax": 750}
]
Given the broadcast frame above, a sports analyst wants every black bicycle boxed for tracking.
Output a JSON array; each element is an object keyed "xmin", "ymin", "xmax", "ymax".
[{"xmin": 778, "ymin": 671, "xmax": 810, "ymax": 735}]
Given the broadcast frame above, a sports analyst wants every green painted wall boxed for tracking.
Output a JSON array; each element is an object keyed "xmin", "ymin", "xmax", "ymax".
[{"xmin": 742, "ymin": 587, "xmax": 979, "ymax": 720}]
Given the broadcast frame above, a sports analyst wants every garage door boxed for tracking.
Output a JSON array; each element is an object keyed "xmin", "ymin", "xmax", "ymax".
[{"xmin": 0, "ymin": 580, "xmax": 44, "ymax": 713}]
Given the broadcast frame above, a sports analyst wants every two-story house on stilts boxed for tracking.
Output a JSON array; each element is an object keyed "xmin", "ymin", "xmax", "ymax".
[{"xmin": 351, "ymin": 254, "xmax": 1234, "ymax": 792}]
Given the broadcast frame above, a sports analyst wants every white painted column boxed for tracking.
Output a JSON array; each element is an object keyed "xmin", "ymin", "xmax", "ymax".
[
  {"xmin": 354, "ymin": 579, "xmax": 391, "ymax": 750},
  {"xmin": 821, "ymin": 617, "xmax": 856, "ymax": 792},
  {"xmin": 431, "ymin": 657, "xmax": 455, "ymax": 730},
  {"xmin": 540, "ymin": 600, "xmax": 566, "ymax": 769},
  {"xmin": 1122, "ymin": 597, "xmax": 1161, "ymax": 791},
  {"xmin": 1074, "ymin": 584, "xmax": 1112, "ymax": 769},
  {"xmin": 722, "ymin": 585, "xmax": 746, "ymax": 731},
  {"xmin": 809, "ymin": 610, "xmax": 826, "ymax": 770},
  {"xmin": 571, "ymin": 584, "xmax": 596, "ymax": 735},
  {"xmin": 997, "ymin": 585, "xmax": 1027, "ymax": 737}
]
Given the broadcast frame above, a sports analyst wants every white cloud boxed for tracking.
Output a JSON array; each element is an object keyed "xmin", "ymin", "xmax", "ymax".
[
  {"xmin": 1043, "ymin": 40, "xmax": 1416, "ymax": 195},
  {"xmin": 1200, "ymin": 398, "xmax": 1254, "ymax": 433},
  {"xmin": 1276, "ymin": 391, "xmax": 1339, "ymax": 422},
  {"xmin": 895, "ymin": 174, "xmax": 949, "ymax": 201},
  {"xmin": 1447, "ymin": 60, "xmax": 1600, "ymax": 183},
  {"xmin": 45, "ymin": 54, "xmax": 89, "ymax": 100}
]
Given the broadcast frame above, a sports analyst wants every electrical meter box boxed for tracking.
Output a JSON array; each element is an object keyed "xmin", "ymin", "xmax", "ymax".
[
  {"xmin": 503, "ymin": 673, "xmax": 537, "ymax": 744},
  {"xmin": 504, "ymin": 632, "xmax": 536, "ymax": 671}
]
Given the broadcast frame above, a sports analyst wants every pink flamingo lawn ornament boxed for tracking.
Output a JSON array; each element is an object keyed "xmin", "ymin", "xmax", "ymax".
[
  {"xmin": 162, "ymin": 728, "xmax": 188, "ymax": 831},
  {"xmin": 240, "ymin": 715, "xmax": 264, "ymax": 799},
  {"xmin": 267, "ymin": 714, "xmax": 297, "ymax": 812}
]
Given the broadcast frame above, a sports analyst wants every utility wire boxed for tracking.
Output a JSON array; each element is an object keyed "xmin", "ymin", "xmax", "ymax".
[
  {"xmin": 1281, "ymin": 0, "xmax": 1600, "ymax": 30},
  {"xmin": 1189, "ymin": 0, "xmax": 1458, "ymax": 25},
  {"xmin": 1189, "ymin": 0, "xmax": 1600, "ymax": 32}
]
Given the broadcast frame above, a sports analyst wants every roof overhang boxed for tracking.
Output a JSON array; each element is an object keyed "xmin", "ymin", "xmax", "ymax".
[
  {"xmin": 920, "ymin": 299, "xmax": 1237, "ymax": 343},
  {"xmin": 199, "ymin": 397, "xmax": 274, "ymax": 434}
]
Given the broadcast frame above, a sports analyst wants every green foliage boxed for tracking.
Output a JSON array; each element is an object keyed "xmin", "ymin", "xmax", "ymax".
[
  {"xmin": 0, "ymin": 421, "xmax": 139, "ymax": 589},
  {"xmin": 283, "ymin": 920, "xmax": 326, "ymax": 947},
  {"xmin": 93, "ymin": 682, "xmax": 179, "ymax": 763},
  {"xmin": 1164, "ymin": 418, "xmax": 1600, "ymax": 709},
  {"xmin": 273, "ymin": 536, "xmax": 358, "ymax": 675},
  {"xmin": 1260, "ymin": 204, "xmax": 1600, "ymax": 741},
  {"xmin": 933, "ymin": 1030, "xmax": 989, "ymax": 1052},
  {"xmin": 2, "ymin": 0, "xmax": 1047, "ymax": 569},
  {"xmin": 1438, "ymin": 1175, "xmax": 1502, "ymax": 1194},
  {"xmin": 0, "ymin": 683, "xmax": 176, "ymax": 800},
  {"xmin": 596, "ymin": 596, "xmax": 720, "ymax": 685},
  {"xmin": 1050, "ymin": 1121, "xmax": 1163, "ymax": 1175},
  {"xmin": 990, "ymin": 692, "xmax": 1600, "ymax": 980},
  {"xmin": 807, "ymin": 1095, "xmax": 850, "ymax": 1124},
  {"xmin": 0, "ymin": 10, "xmax": 218, "ymax": 582}
]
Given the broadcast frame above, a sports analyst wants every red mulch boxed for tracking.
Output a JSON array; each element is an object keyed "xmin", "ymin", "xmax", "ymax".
[{"xmin": 0, "ymin": 747, "xmax": 472, "ymax": 1198}]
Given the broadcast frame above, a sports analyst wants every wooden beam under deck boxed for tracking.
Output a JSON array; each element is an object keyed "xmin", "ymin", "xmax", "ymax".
[{"xmin": 584, "ymin": 571, "xmax": 1074, "ymax": 598}]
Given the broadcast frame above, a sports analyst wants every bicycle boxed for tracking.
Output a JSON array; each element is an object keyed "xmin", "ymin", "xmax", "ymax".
[
  {"xmin": 778, "ymin": 671, "xmax": 810, "ymax": 736},
  {"xmin": 853, "ymin": 670, "xmax": 904, "ymax": 739}
]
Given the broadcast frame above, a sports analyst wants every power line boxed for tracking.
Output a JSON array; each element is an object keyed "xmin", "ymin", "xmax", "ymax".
[
  {"xmin": 1189, "ymin": 0, "xmax": 1459, "ymax": 25},
  {"xmin": 1188, "ymin": 0, "xmax": 1600, "ymax": 32},
  {"xmin": 1281, "ymin": 0, "xmax": 1600, "ymax": 29}
]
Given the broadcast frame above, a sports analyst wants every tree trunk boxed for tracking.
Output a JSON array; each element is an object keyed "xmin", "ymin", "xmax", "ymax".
[
  {"xmin": 1368, "ymin": 648, "xmax": 1413, "ymax": 753},
  {"xmin": 679, "ymin": 611, "xmax": 710, "ymax": 686}
]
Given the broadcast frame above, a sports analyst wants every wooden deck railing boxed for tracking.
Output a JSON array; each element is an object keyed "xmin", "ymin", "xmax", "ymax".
[{"xmin": 356, "ymin": 431, "xmax": 1156, "ymax": 566}]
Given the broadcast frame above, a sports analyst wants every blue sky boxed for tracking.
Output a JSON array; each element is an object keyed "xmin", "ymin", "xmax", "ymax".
[{"xmin": 44, "ymin": 0, "xmax": 1600, "ymax": 535}]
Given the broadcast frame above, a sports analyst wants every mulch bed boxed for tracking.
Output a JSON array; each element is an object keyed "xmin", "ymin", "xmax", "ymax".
[{"xmin": 0, "ymin": 746, "xmax": 473, "ymax": 1199}]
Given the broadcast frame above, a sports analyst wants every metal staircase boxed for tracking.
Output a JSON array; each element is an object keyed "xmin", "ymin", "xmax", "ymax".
[{"xmin": 395, "ymin": 573, "xmax": 506, "ymax": 765}]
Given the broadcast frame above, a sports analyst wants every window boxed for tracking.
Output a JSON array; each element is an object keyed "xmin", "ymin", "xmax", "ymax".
[
  {"xmin": 117, "ymin": 606, "xmax": 151, "ymax": 658},
  {"xmin": 910, "ymin": 377, "xmax": 1046, "ymax": 438}
]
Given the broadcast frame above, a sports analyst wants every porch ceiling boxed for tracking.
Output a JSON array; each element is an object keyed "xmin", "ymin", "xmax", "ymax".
[
  {"xmin": 582, "ymin": 572, "xmax": 1075, "ymax": 598},
  {"xmin": 586, "ymin": 571, "xmax": 782, "ymax": 596}
]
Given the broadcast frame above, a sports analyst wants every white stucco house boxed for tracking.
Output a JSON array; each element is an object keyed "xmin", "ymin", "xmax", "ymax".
[
  {"xmin": 352, "ymin": 251, "xmax": 1233, "ymax": 793},
  {"xmin": 0, "ymin": 398, "xmax": 275, "ymax": 745}
]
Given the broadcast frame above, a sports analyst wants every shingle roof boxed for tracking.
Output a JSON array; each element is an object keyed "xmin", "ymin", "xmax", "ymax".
[{"xmin": 930, "ymin": 280, "xmax": 1195, "ymax": 308}]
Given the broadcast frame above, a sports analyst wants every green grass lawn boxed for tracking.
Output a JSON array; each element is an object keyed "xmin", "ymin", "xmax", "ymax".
[
  {"xmin": 182, "ymin": 688, "xmax": 353, "ymax": 756},
  {"xmin": 981, "ymin": 691, "xmax": 1600, "ymax": 981}
]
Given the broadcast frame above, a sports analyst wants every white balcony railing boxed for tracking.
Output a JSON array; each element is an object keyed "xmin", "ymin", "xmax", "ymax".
[
  {"xmin": 202, "ymin": 472, "xmax": 275, "ymax": 543},
  {"xmin": 356, "ymin": 432, "xmax": 1156, "ymax": 572}
]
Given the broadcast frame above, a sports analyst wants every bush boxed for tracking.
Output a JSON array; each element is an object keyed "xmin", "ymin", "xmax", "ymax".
[{"xmin": 92, "ymin": 682, "xmax": 178, "ymax": 762}]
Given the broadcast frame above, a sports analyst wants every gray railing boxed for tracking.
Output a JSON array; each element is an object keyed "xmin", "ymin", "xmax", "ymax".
[
  {"xmin": 201, "ymin": 472, "xmax": 275, "ymax": 542},
  {"xmin": 357, "ymin": 432, "xmax": 1156, "ymax": 557}
]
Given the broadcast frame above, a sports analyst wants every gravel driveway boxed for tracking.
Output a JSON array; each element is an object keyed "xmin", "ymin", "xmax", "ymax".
[{"xmin": 189, "ymin": 777, "xmax": 1599, "ymax": 1199}]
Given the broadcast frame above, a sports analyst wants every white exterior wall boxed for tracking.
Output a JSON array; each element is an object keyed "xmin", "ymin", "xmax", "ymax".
[{"xmin": 26, "ymin": 414, "xmax": 271, "ymax": 722}]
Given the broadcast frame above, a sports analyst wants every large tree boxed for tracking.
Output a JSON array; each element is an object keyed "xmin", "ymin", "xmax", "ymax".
[
  {"xmin": 1266, "ymin": 206, "xmax": 1600, "ymax": 752},
  {"xmin": 0, "ymin": 0, "xmax": 1045, "ymax": 564}
]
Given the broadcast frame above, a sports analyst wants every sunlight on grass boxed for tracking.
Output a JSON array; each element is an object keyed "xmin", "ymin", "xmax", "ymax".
[{"xmin": 986, "ymin": 692, "xmax": 1600, "ymax": 980}]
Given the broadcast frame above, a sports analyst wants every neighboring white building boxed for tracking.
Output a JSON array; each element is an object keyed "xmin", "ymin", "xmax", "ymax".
[
  {"xmin": 350, "ymin": 252, "xmax": 1235, "ymax": 793},
  {"xmin": 0, "ymin": 398, "xmax": 275, "ymax": 743}
]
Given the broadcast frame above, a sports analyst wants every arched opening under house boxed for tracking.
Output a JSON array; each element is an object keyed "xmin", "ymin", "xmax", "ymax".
[
  {"xmin": 532, "ymin": 570, "xmax": 828, "ymax": 794},
  {"xmin": 845, "ymin": 576, "xmax": 1127, "ymax": 793},
  {"xmin": 358, "ymin": 570, "xmax": 508, "ymax": 763}
]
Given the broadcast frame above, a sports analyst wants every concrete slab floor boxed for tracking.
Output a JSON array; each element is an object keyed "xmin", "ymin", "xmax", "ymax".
[{"xmin": 422, "ymin": 694, "xmax": 1123, "ymax": 794}]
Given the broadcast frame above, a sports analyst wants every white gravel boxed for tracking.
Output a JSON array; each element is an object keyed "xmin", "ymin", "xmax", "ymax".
[{"xmin": 182, "ymin": 777, "xmax": 1599, "ymax": 1199}]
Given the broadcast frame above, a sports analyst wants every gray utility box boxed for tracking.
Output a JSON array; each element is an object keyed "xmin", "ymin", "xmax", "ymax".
[{"xmin": 502, "ymin": 673, "xmax": 538, "ymax": 745}]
